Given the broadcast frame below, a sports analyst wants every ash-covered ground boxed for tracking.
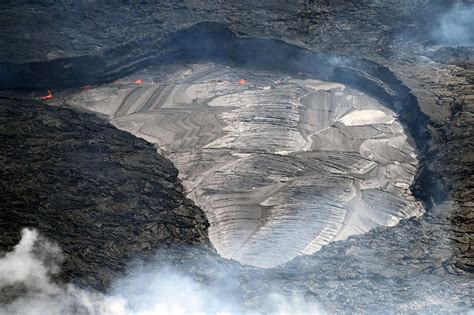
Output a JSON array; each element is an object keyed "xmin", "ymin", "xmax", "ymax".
[{"xmin": 0, "ymin": 1, "xmax": 473, "ymax": 314}]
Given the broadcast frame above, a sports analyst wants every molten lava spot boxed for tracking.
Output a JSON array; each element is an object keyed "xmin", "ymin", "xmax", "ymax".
[{"xmin": 40, "ymin": 89, "xmax": 54, "ymax": 100}]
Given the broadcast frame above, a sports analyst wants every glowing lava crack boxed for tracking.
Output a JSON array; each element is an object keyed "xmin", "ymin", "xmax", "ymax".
[{"xmin": 67, "ymin": 63, "xmax": 423, "ymax": 268}]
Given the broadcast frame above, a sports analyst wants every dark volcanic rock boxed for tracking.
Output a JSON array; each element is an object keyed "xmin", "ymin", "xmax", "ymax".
[{"xmin": 0, "ymin": 97, "xmax": 210, "ymax": 290}]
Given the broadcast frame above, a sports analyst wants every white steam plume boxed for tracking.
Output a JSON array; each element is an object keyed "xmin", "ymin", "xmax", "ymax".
[
  {"xmin": 0, "ymin": 228, "xmax": 324, "ymax": 315},
  {"xmin": 432, "ymin": 3, "xmax": 474, "ymax": 46}
]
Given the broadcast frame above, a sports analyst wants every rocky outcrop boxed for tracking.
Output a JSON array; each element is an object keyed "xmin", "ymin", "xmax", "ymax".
[{"xmin": 0, "ymin": 97, "xmax": 210, "ymax": 290}]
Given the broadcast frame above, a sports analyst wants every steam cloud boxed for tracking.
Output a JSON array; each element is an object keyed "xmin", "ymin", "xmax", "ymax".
[
  {"xmin": 431, "ymin": 3, "xmax": 474, "ymax": 46},
  {"xmin": 0, "ymin": 228, "xmax": 324, "ymax": 314}
]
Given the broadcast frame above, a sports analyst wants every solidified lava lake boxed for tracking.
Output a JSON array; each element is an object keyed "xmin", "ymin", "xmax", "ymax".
[{"xmin": 64, "ymin": 63, "xmax": 424, "ymax": 268}]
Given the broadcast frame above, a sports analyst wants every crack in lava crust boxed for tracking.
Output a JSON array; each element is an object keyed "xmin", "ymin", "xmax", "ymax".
[{"xmin": 66, "ymin": 63, "xmax": 424, "ymax": 268}]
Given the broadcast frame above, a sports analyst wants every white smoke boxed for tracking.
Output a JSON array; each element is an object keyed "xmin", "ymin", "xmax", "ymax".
[
  {"xmin": 0, "ymin": 229, "xmax": 325, "ymax": 315},
  {"xmin": 432, "ymin": 3, "xmax": 474, "ymax": 46},
  {"xmin": 0, "ymin": 228, "xmax": 127, "ymax": 315}
]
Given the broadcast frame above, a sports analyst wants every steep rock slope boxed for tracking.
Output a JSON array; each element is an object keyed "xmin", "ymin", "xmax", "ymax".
[{"xmin": 0, "ymin": 98, "xmax": 210, "ymax": 290}]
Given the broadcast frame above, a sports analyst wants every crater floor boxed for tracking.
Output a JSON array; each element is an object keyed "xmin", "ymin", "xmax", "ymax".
[{"xmin": 66, "ymin": 63, "xmax": 423, "ymax": 267}]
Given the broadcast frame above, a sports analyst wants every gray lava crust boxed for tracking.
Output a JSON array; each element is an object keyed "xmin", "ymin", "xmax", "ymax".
[{"xmin": 64, "ymin": 63, "xmax": 424, "ymax": 268}]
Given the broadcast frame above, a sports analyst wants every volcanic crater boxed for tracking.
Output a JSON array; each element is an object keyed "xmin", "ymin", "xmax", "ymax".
[
  {"xmin": 4, "ymin": 23, "xmax": 435, "ymax": 269},
  {"xmin": 1, "ymin": 6, "xmax": 472, "ymax": 311}
]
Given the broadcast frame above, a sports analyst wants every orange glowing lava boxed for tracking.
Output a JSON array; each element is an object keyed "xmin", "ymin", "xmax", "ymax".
[
  {"xmin": 135, "ymin": 79, "xmax": 144, "ymax": 85},
  {"xmin": 238, "ymin": 79, "xmax": 247, "ymax": 85},
  {"xmin": 40, "ymin": 89, "xmax": 53, "ymax": 100}
]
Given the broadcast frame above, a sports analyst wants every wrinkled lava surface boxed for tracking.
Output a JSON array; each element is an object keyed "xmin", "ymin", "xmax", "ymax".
[{"xmin": 66, "ymin": 63, "xmax": 423, "ymax": 267}]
